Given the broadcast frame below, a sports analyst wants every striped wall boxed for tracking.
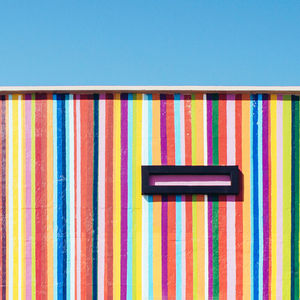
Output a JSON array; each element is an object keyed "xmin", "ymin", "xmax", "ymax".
[{"xmin": 0, "ymin": 93, "xmax": 299, "ymax": 299}]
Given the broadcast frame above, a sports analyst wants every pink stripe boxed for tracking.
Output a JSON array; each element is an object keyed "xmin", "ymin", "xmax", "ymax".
[
  {"xmin": 226, "ymin": 95, "xmax": 236, "ymax": 299},
  {"xmin": 25, "ymin": 96, "xmax": 32, "ymax": 300},
  {"xmin": 276, "ymin": 95, "xmax": 283, "ymax": 299},
  {"xmin": 98, "ymin": 95, "xmax": 106, "ymax": 299},
  {"xmin": 76, "ymin": 97, "xmax": 81, "ymax": 298},
  {"xmin": 180, "ymin": 94, "xmax": 186, "ymax": 299}
]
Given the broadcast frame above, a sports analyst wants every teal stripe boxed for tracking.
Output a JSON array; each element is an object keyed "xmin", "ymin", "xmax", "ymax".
[
  {"xmin": 258, "ymin": 94, "xmax": 263, "ymax": 299},
  {"xmin": 127, "ymin": 93, "xmax": 133, "ymax": 299},
  {"xmin": 53, "ymin": 95, "xmax": 57, "ymax": 300},
  {"xmin": 147, "ymin": 94, "xmax": 154, "ymax": 299}
]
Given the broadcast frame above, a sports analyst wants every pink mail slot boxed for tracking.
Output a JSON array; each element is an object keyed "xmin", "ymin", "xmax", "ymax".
[{"xmin": 149, "ymin": 174, "xmax": 231, "ymax": 186}]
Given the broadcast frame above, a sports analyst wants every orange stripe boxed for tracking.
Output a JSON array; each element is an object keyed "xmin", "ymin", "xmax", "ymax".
[
  {"xmin": 166, "ymin": 94, "xmax": 176, "ymax": 299},
  {"xmin": 184, "ymin": 95, "xmax": 193, "ymax": 298},
  {"xmin": 218, "ymin": 94, "xmax": 227, "ymax": 299}
]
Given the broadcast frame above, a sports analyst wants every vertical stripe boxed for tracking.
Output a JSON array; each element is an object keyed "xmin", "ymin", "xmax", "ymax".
[
  {"xmin": 47, "ymin": 94, "xmax": 54, "ymax": 300},
  {"xmin": 291, "ymin": 96, "xmax": 299, "ymax": 300},
  {"xmin": 121, "ymin": 93, "xmax": 128, "ymax": 300},
  {"xmin": 174, "ymin": 93, "xmax": 182, "ymax": 300},
  {"xmin": 105, "ymin": 93, "xmax": 114, "ymax": 299},
  {"xmin": 242, "ymin": 94, "xmax": 251, "ymax": 299},
  {"xmin": 211, "ymin": 95, "xmax": 219, "ymax": 299},
  {"xmin": 262, "ymin": 95, "xmax": 270, "ymax": 298},
  {"xmin": 270, "ymin": 94, "xmax": 277, "ymax": 300},
  {"xmin": 93, "ymin": 95, "xmax": 99, "ymax": 298},
  {"xmin": 180, "ymin": 94, "xmax": 186, "ymax": 300},
  {"xmin": 127, "ymin": 93, "xmax": 133, "ymax": 300},
  {"xmin": 53, "ymin": 95, "xmax": 57, "ymax": 300},
  {"xmin": 25, "ymin": 96, "xmax": 32, "ymax": 300},
  {"xmin": 160, "ymin": 94, "xmax": 168, "ymax": 299},
  {"xmin": 184, "ymin": 94, "xmax": 193, "ymax": 299},
  {"xmin": 282, "ymin": 95, "xmax": 291, "ymax": 299},
  {"xmin": 113, "ymin": 93, "xmax": 121, "ymax": 300},
  {"xmin": 98, "ymin": 94, "xmax": 105, "ymax": 299},
  {"xmin": 206, "ymin": 95, "xmax": 213, "ymax": 300},
  {"xmin": 57, "ymin": 95, "xmax": 66, "ymax": 299},
  {"xmin": 166, "ymin": 94, "xmax": 176, "ymax": 300},
  {"xmin": 218, "ymin": 94, "xmax": 227, "ymax": 300},
  {"xmin": 75, "ymin": 95, "xmax": 81, "ymax": 300},
  {"xmin": 251, "ymin": 94, "xmax": 259, "ymax": 300},
  {"xmin": 152, "ymin": 93, "xmax": 162, "ymax": 299},
  {"xmin": 1, "ymin": 96, "xmax": 6, "ymax": 299},
  {"xmin": 276, "ymin": 95, "xmax": 283, "ymax": 299},
  {"xmin": 147, "ymin": 94, "xmax": 153, "ymax": 300},
  {"xmin": 227, "ymin": 95, "xmax": 236, "ymax": 299},
  {"xmin": 141, "ymin": 93, "xmax": 149, "ymax": 300}
]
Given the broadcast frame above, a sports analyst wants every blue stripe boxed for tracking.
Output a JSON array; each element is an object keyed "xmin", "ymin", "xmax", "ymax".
[
  {"xmin": 53, "ymin": 95, "xmax": 58, "ymax": 300},
  {"xmin": 147, "ymin": 94, "xmax": 154, "ymax": 299},
  {"xmin": 251, "ymin": 94, "xmax": 259, "ymax": 300},
  {"xmin": 127, "ymin": 93, "xmax": 133, "ymax": 299},
  {"xmin": 174, "ymin": 93, "xmax": 182, "ymax": 299},
  {"xmin": 57, "ymin": 95, "xmax": 66, "ymax": 299}
]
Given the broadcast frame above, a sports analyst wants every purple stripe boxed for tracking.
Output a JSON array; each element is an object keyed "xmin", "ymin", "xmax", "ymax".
[
  {"xmin": 262, "ymin": 95, "xmax": 269, "ymax": 297},
  {"xmin": 160, "ymin": 95, "xmax": 168, "ymax": 299},
  {"xmin": 121, "ymin": 94, "xmax": 128, "ymax": 300},
  {"xmin": 1, "ymin": 96, "xmax": 6, "ymax": 298},
  {"xmin": 207, "ymin": 96, "xmax": 213, "ymax": 299}
]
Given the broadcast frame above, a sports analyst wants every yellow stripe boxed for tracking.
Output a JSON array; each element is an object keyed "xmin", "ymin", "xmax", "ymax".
[
  {"xmin": 152, "ymin": 97, "xmax": 162, "ymax": 299},
  {"xmin": 113, "ymin": 94, "xmax": 121, "ymax": 300},
  {"xmin": 282, "ymin": 96, "xmax": 291, "ymax": 298},
  {"xmin": 270, "ymin": 95, "xmax": 277, "ymax": 299},
  {"xmin": 242, "ymin": 98, "xmax": 251, "ymax": 298},
  {"xmin": 47, "ymin": 98, "xmax": 54, "ymax": 299},
  {"xmin": 31, "ymin": 96, "xmax": 36, "ymax": 299},
  {"xmin": 12, "ymin": 95, "xmax": 19, "ymax": 299},
  {"xmin": 135, "ymin": 94, "xmax": 143, "ymax": 299},
  {"xmin": 192, "ymin": 94, "xmax": 205, "ymax": 299}
]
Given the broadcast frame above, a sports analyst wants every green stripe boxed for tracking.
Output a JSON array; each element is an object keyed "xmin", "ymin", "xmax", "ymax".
[{"xmin": 212, "ymin": 94, "xmax": 219, "ymax": 298}]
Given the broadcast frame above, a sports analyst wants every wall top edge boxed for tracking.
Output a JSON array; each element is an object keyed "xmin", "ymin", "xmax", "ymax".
[{"xmin": 1, "ymin": 86, "xmax": 300, "ymax": 93}]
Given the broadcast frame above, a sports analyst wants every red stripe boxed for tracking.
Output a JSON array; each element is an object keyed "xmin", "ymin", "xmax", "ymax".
[
  {"xmin": 80, "ymin": 98, "xmax": 88, "ymax": 298},
  {"xmin": 166, "ymin": 94, "xmax": 176, "ymax": 298},
  {"xmin": 35, "ymin": 95, "xmax": 48, "ymax": 298},
  {"xmin": 105, "ymin": 94, "xmax": 114, "ymax": 299},
  {"xmin": 218, "ymin": 94, "xmax": 227, "ymax": 299},
  {"xmin": 235, "ymin": 94, "xmax": 243, "ymax": 298},
  {"xmin": 184, "ymin": 95, "xmax": 193, "ymax": 298}
]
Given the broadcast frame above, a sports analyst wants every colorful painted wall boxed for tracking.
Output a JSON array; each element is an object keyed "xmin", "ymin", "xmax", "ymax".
[{"xmin": 0, "ymin": 92, "xmax": 299, "ymax": 299}]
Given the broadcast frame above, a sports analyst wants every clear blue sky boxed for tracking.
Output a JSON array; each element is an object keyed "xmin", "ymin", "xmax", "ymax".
[{"xmin": 0, "ymin": 0, "xmax": 300, "ymax": 86}]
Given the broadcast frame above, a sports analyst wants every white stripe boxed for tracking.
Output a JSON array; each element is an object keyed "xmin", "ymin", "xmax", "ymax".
[
  {"xmin": 203, "ymin": 94, "xmax": 208, "ymax": 300},
  {"xmin": 98, "ymin": 97, "xmax": 106, "ymax": 299},
  {"xmin": 141, "ymin": 94, "xmax": 149, "ymax": 299},
  {"xmin": 8, "ymin": 96, "xmax": 13, "ymax": 300},
  {"xmin": 76, "ymin": 98, "xmax": 81, "ymax": 298},
  {"xmin": 69, "ymin": 96, "xmax": 75, "ymax": 299},
  {"xmin": 227, "ymin": 96, "xmax": 236, "ymax": 299},
  {"xmin": 180, "ymin": 96, "xmax": 186, "ymax": 300}
]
